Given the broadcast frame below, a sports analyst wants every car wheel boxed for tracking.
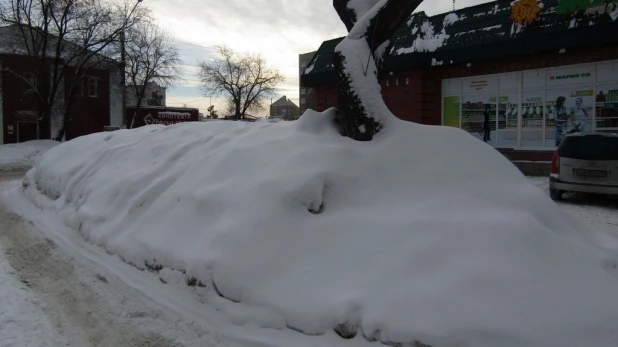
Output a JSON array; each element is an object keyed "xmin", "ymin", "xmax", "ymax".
[{"xmin": 550, "ymin": 188, "xmax": 563, "ymax": 201}]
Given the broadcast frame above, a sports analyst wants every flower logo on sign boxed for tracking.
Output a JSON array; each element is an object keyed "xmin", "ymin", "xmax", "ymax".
[{"xmin": 511, "ymin": 0, "xmax": 543, "ymax": 26}]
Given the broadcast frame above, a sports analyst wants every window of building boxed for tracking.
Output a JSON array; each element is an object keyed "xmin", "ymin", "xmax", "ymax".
[
  {"xmin": 386, "ymin": 80, "xmax": 389, "ymax": 87},
  {"xmin": 406, "ymin": 78, "xmax": 409, "ymax": 85},
  {"xmin": 22, "ymin": 73, "xmax": 35, "ymax": 96},
  {"xmin": 88, "ymin": 77, "xmax": 98, "ymax": 97},
  {"xmin": 442, "ymin": 60, "xmax": 618, "ymax": 150},
  {"xmin": 74, "ymin": 80, "xmax": 84, "ymax": 97},
  {"xmin": 395, "ymin": 79, "xmax": 399, "ymax": 86},
  {"xmin": 301, "ymin": 88, "xmax": 306, "ymax": 95},
  {"xmin": 301, "ymin": 98, "xmax": 306, "ymax": 103}
]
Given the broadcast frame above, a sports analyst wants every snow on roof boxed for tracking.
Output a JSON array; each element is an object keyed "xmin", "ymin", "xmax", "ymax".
[{"xmin": 301, "ymin": 0, "xmax": 618, "ymax": 85}]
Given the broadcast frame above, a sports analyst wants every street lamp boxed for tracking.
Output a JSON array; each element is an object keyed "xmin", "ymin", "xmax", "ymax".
[{"xmin": 120, "ymin": 0, "xmax": 143, "ymax": 129}]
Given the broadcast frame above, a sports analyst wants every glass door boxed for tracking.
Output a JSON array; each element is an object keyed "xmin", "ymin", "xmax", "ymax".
[{"xmin": 462, "ymin": 94, "xmax": 497, "ymax": 145}]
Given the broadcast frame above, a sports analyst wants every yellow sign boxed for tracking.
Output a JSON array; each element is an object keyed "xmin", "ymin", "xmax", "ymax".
[{"xmin": 511, "ymin": 0, "xmax": 542, "ymax": 26}]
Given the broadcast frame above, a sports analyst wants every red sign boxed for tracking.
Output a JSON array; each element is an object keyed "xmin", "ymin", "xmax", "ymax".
[
  {"xmin": 511, "ymin": 0, "xmax": 542, "ymax": 26},
  {"xmin": 127, "ymin": 107, "xmax": 199, "ymax": 128}
]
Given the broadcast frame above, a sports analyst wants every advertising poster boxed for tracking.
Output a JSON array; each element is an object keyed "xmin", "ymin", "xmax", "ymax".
[
  {"xmin": 546, "ymin": 87, "xmax": 594, "ymax": 147},
  {"xmin": 443, "ymin": 96, "xmax": 461, "ymax": 128}
]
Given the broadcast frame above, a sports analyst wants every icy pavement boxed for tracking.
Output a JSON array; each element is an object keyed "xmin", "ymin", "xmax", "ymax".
[
  {"xmin": 0, "ymin": 237, "xmax": 61, "ymax": 347},
  {"xmin": 528, "ymin": 176, "xmax": 618, "ymax": 250}
]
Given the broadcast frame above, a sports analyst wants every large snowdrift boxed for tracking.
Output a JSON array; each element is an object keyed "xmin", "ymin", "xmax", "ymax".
[
  {"xmin": 0, "ymin": 140, "xmax": 59, "ymax": 167},
  {"xmin": 23, "ymin": 113, "xmax": 618, "ymax": 346}
]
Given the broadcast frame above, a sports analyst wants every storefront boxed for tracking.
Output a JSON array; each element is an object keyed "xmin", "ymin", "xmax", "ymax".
[{"xmin": 442, "ymin": 60, "xmax": 618, "ymax": 150}]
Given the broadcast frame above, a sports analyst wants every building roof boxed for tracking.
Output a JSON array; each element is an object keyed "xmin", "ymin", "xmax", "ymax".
[
  {"xmin": 271, "ymin": 96, "xmax": 299, "ymax": 108},
  {"xmin": 302, "ymin": 0, "xmax": 618, "ymax": 86}
]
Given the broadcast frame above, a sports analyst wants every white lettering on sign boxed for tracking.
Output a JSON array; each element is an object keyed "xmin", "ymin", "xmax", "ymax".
[
  {"xmin": 547, "ymin": 65, "xmax": 594, "ymax": 86},
  {"xmin": 158, "ymin": 112, "xmax": 192, "ymax": 120}
]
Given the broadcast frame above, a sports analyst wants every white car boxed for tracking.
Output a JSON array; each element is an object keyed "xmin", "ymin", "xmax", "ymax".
[{"xmin": 549, "ymin": 132, "xmax": 618, "ymax": 200}]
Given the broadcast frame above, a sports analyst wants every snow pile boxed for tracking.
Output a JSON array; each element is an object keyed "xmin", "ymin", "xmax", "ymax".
[
  {"xmin": 22, "ymin": 113, "xmax": 618, "ymax": 346},
  {"xmin": 0, "ymin": 140, "xmax": 59, "ymax": 167}
]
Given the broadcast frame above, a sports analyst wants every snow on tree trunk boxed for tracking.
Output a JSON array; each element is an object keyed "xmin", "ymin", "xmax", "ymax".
[{"xmin": 333, "ymin": 0, "xmax": 423, "ymax": 141}]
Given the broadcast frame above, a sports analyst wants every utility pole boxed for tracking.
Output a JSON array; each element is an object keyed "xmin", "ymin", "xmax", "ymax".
[
  {"xmin": 120, "ymin": 0, "xmax": 143, "ymax": 129},
  {"xmin": 453, "ymin": 0, "xmax": 456, "ymax": 11},
  {"xmin": 120, "ymin": 29, "xmax": 127, "ymax": 128}
]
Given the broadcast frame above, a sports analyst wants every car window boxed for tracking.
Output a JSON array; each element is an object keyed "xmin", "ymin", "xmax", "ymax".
[{"xmin": 559, "ymin": 135, "xmax": 618, "ymax": 160}]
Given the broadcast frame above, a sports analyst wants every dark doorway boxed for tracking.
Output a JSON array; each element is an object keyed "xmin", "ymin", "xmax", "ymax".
[{"xmin": 17, "ymin": 122, "xmax": 39, "ymax": 143}]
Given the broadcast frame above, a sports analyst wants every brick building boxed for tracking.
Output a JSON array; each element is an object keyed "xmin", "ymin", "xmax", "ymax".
[
  {"xmin": 270, "ymin": 96, "xmax": 300, "ymax": 120},
  {"xmin": 301, "ymin": 0, "xmax": 618, "ymax": 160},
  {"xmin": 299, "ymin": 51, "xmax": 317, "ymax": 115},
  {"xmin": 0, "ymin": 26, "xmax": 122, "ymax": 144}
]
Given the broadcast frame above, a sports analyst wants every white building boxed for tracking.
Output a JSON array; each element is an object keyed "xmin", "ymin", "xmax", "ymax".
[{"xmin": 126, "ymin": 82, "xmax": 166, "ymax": 107}]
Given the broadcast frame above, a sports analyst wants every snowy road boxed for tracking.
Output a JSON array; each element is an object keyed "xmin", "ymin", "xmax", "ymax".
[{"xmin": 1, "ymin": 171, "xmax": 617, "ymax": 346}]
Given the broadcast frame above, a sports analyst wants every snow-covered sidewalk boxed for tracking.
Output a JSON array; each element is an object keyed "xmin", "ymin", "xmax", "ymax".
[
  {"xmin": 0, "ymin": 238, "xmax": 60, "ymax": 347},
  {"xmin": 0, "ymin": 140, "xmax": 59, "ymax": 172}
]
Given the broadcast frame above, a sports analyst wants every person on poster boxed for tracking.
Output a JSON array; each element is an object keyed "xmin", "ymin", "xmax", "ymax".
[
  {"xmin": 552, "ymin": 96, "xmax": 569, "ymax": 146},
  {"xmin": 483, "ymin": 104, "xmax": 491, "ymax": 142},
  {"xmin": 568, "ymin": 97, "xmax": 591, "ymax": 133}
]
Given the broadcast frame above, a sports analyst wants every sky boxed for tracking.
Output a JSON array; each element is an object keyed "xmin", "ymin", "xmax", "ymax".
[{"xmin": 140, "ymin": 0, "xmax": 494, "ymax": 117}]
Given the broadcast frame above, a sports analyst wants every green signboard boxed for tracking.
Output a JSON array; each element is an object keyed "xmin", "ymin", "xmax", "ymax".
[{"xmin": 557, "ymin": 0, "xmax": 607, "ymax": 14}]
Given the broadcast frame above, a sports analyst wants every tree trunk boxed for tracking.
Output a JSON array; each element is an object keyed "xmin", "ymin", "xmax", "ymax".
[
  {"xmin": 130, "ymin": 84, "xmax": 148, "ymax": 129},
  {"xmin": 333, "ymin": 0, "xmax": 423, "ymax": 141},
  {"xmin": 235, "ymin": 100, "xmax": 242, "ymax": 120}
]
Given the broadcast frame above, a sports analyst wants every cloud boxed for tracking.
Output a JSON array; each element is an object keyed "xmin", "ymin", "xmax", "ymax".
[{"xmin": 142, "ymin": 0, "xmax": 494, "ymax": 113}]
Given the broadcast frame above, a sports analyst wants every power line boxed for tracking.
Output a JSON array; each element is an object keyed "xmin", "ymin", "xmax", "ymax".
[{"xmin": 167, "ymin": 96, "xmax": 208, "ymax": 104}]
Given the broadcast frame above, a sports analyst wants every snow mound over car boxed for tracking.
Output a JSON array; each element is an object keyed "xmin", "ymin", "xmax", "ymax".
[{"xmin": 23, "ymin": 111, "xmax": 618, "ymax": 346}]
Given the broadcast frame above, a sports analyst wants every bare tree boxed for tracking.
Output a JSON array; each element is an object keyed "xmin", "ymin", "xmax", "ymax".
[
  {"xmin": 206, "ymin": 105, "xmax": 218, "ymax": 119},
  {"xmin": 199, "ymin": 46, "xmax": 283, "ymax": 120},
  {"xmin": 332, "ymin": 0, "xmax": 423, "ymax": 141},
  {"xmin": 0, "ymin": 0, "xmax": 145, "ymax": 140},
  {"xmin": 125, "ymin": 19, "xmax": 180, "ymax": 128}
]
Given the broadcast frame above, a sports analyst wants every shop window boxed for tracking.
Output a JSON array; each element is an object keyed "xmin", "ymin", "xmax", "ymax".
[
  {"xmin": 88, "ymin": 77, "xmax": 98, "ymax": 98},
  {"xmin": 595, "ymin": 84, "xmax": 618, "ymax": 131},
  {"xmin": 521, "ymin": 91, "xmax": 545, "ymax": 148},
  {"xmin": 497, "ymin": 92, "xmax": 518, "ymax": 148}
]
